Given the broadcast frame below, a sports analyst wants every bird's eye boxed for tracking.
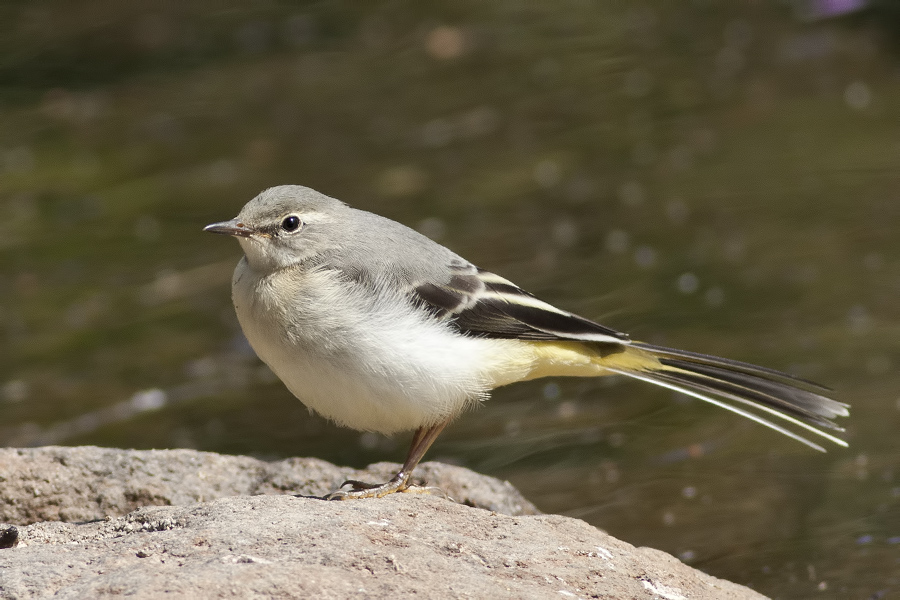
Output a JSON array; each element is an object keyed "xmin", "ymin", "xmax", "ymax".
[{"xmin": 280, "ymin": 215, "xmax": 302, "ymax": 233}]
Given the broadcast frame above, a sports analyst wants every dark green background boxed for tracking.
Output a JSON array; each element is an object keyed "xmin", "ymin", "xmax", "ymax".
[{"xmin": 2, "ymin": 2, "xmax": 898, "ymax": 597}]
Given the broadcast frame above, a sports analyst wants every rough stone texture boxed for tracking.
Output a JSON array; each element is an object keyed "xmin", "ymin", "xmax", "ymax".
[
  {"xmin": 1, "ymin": 495, "xmax": 766, "ymax": 600},
  {"xmin": 0, "ymin": 447, "xmax": 767, "ymax": 599},
  {"xmin": 0, "ymin": 446, "xmax": 537, "ymax": 524}
]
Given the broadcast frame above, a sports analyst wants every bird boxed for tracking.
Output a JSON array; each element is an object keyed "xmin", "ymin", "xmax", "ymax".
[{"xmin": 204, "ymin": 185, "xmax": 849, "ymax": 499}]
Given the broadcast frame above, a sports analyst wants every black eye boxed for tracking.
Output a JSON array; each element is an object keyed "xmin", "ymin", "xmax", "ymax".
[{"xmin": 281, "ymin": 215, "xmax": 302, "ymax": 232}]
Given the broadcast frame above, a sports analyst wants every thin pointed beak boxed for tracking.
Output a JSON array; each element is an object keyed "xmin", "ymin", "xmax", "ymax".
[{"xmin": 203, "ymin": 218, "xmax": 254, "ymax": 238}]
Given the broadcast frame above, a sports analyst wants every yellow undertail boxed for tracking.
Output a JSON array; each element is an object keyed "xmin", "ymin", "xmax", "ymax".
[{"xmin": 492, "ymin": 339, "xmax": 849, "ymax": 452}]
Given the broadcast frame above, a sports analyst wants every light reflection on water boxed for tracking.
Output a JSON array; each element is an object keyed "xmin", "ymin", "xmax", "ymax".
[{"xmin": 2, "ymin": 3, "xmax": 899, "ymax": 598}]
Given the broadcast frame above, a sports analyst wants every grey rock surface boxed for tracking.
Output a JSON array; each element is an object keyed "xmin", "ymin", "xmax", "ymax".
[
  {"xmin": 0, "ymin": 446, "xmax": 537, "ymax": 524},
  {"xmin": 0, "ymin": 447, "xmax": 767, "ymax": 599}
]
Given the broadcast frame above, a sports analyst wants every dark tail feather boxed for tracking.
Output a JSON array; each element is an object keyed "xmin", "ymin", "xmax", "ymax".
[{"xmin": 612, "ymin": 342, "xmax": 849, "ymax": 451}]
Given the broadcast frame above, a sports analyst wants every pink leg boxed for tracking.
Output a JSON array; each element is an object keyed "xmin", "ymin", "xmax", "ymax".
[{"xmin": 328, "ymin": 421, "xmax": 449, "ymax": 500}]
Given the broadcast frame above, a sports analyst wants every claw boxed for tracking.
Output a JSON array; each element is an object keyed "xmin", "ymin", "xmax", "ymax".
[
  {"xmin": 337, "ymin": 479, "xmax": 380, "ymax": 490},
  {"xmin": 325, "ymin": 479, "xmax": 450, "ymax": 501},
  {"xmin": 326, "ymin": 474, "xmax": 410, "ymax": 500}
]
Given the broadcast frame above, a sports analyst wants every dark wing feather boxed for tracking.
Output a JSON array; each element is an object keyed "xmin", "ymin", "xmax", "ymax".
[
  {"xmin": 413, "ymin": 265, "xmax": 628, "ymax": 343},
  {"xmin": 409, "ymin": 264, "xmax": 849, "ymax": 450}
]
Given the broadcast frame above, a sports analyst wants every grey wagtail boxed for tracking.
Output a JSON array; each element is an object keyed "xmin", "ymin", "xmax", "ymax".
[{"xmin": 204, "ymin": 185, "xmax": 849, "ymax": 499}]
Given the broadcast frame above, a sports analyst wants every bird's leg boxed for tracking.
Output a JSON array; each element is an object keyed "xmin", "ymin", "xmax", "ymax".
[{"xmin": 326, "ymin": 421, "xmax": 448, "ymax": 500}]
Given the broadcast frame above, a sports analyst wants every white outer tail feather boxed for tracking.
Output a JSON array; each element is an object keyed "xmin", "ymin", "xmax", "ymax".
[{"xmin": 602, "ymin": 366, "xmax": 849, "ymax": 452}]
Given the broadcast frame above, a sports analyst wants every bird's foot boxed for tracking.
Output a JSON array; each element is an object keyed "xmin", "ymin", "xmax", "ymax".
[
  {"xmin": 325, "ymin": 474, "xmax": 408, "ymax": 500},
  {"xmin": 325, "ymin": 474, "xmax": 448, "ymax": 500}
]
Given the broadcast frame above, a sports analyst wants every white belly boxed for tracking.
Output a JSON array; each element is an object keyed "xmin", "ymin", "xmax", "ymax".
[{"xmin": 231, "ymin": 260, "xmax": 532, "ymax": 434}]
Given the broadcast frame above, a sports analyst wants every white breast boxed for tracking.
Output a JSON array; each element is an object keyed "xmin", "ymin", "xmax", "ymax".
[{"xmin": 231, "ymin": 259, "xmax": 530, "ymax": 434}]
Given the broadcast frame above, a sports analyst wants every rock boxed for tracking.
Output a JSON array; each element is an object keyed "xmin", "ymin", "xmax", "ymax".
[
  {"xmin": 1, "ymin": 495, "xmax": 765, "ymax": 599},
  {"xmin": 0, "ymin": 446, "xmax": 538, "ymax": 524},
  {"xmin": 0, "ymin": 447, "xmax": 767, "ymax": 599}
]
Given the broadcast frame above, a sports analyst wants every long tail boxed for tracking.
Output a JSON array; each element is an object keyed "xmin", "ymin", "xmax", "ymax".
[{"xmin": 601, "ymin": 342, "xmax": 850, "ymax": 452}]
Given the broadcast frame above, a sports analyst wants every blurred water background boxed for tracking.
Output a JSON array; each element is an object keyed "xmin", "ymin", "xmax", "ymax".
[{"xmin": 1, "ymin": 2, "xmax": 898, "ymax": 597}]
